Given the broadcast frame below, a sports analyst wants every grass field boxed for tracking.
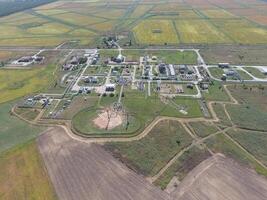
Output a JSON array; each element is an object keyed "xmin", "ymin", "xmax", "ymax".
[
  {"xmin": 0, "ymin": 63, "xmax": 56, "ymax": 104},
  {"xmin": 154, "ymin": 146, "xmax": 211, "ymax": 189},
  {"xmin": 243, "ymin": 67, "xmax": 267, "ymax": 79},
  {"xmin": 72, "ymin": 90, "xmax": 202, "ymax": 136},
  {"xmin": 0, "ymin": 141, "xmax": 56, "ymax": 200},
  {"xmin": 203, "ymin": 81, "xmax": 230, "ymax": 102},
  {"xmin": 189, "ymin": 121, "xmax": 219, "ymax": 137},
  {"xmin": 208, "ymin": 67, "xmax": 224, "ymax": 79},
  {"xmin": 213, "ymin": 103, "xmax": 232, "ymax": 127},
  {"xmin": 227, "ymin": 104, "xmax": 267, "ymax": 131},
  {"xmin": 105, "ymin": 120, "xmax": 193, "ymax": 176},
  {"xmin": 227, "ymin": 129, "xmax": 267, "ymax": 166},
  {"xmin": 205, "ymin": 133, "xmax": 267, "ymax": 176},
  {"xmin": 0, "ymin": 102, "xmax": 43, "ymax": 153},
  {"xmin": 236, "ymin": 69, "xmax": 253, "ymax": 80}
]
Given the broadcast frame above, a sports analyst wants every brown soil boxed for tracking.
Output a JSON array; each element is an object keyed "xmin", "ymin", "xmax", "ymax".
[
  {"xmin": 93, "ymin": 108, "xmax": 123, "ymax": 130},
  {"xmin": 171, "ymin": 154, "xmax": 267, "ymax": 200},
  {"xmin": 37, "ymin": 127, "xmax": 170, "ymax": 200}
]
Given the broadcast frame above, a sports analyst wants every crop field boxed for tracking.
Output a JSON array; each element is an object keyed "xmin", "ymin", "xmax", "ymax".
[
  {"xmin": 175, "ymin": 20, "xmax": 231, "ymax": 44},
  {"xmin": 133, "ymin": 20, "xmax": 179, "ymax": 45},
  {"xmin": 171, "ymin": 154, "xmax": 267, "ymax": 200},
  {"xmin": 200, "ymin": 9, "xmax": 238, "ymax": 19},
  {"xmin": 0, "ymin": 0, "xmax": 265, "ymax": 46},
  {"xmin": 0, "ymin": 141, "xmax": 56, "ymax": 200},
  {"xmin": 214, "ymin": 19, "xmax": 267, "ymax": 44},
  {"xmin": 105, "ymin": 120, "xmax": 193, "ymax": 176}
]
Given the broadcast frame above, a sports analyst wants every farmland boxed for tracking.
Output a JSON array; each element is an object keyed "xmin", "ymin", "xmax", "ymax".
[{"xmin": 0, "ymin": 0, "xmax": 266, "ymax": 46}]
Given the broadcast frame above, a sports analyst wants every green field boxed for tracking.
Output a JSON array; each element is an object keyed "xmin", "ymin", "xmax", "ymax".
[
  {"xmin": 105, "ymin": 120, "xmax": 193, "ymax": 176},
  {"xmin": 0, "ymin": 141, "xmax": 56, "ymax": 200},
  {"xmin": 73, "ymin": 89, "xmax": 202, "ymax": 136},
  {"xmin": 227, "ymin": 104, "xmax": 267, "ymax": 131},
  {"xmin": 208, "ymin": 67, "xmax": 224, "ymax": 79},
  {"xmin": 189, "ymin": 121, "xmax": 219, "ymax": 137},
  {"xmin": 154, "ymin": 146, "xmax": 211, "ymax": 189},
  {"xmin": 227, "ymin": 129, "xmax": 267, "ymax": 166},
  {"xmin": 213, "ymin": 103, "xmax": 232, "ymax": 127},
  {"xmin": 203, "ymin": 81, "xmax": 230, "ymax": 102},
  {"xmin": 243, "ymin": 67, "xmax": 267, "ymax": 79},
  {"xmin": 0, "ymin": 102, "xmax": 44, "ymax": 153},
  {"xmin": 0, "ymin": 63, "xmax": 56, "ymax": 104},
  {"xmin": 205, "ymin": 133, "xmax": 267, "ymax": 176}
]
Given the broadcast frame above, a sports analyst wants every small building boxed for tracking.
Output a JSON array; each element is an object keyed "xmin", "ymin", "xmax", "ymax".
[
  {"xmin": 158, "ymin": 63, "xmax": 166, "ymax": 74},
  {"xmin": 168, "ymin": 64, "xmax": 175, "ymax": 77},
  {"xmin": 225, "ymin": 70, "xmax": 236, "ymax": 76},
  {"xmin": 200, "ymin": 83, "xmax": 209, "ymax": 90},
  {"xmin": 218, "ymin": 63, "xmax": 230, "ymax": 68},
  {"xmin": 115, "ymin": 54, "xmax": 124, "ymax": 63},
  {"xmin": 187, "ymin": 84, "xmax": 194, "ymax": 89},
  {"xmin": 105, "ymin": 84, "xmax": 115, "ymax": 92},
  {"xmin": 70, "ymin": 57, "xmax": 79, "ymax": 65},
  {"xmin": 259, "ymin": 67, "xmax": 267, "ymax": 75},
  {"xmin": 179, "ymin": 65, "xmax": 187, "ymax": 74},
  {"xmin": 18, "ymin": 56, "xmax": 33, "ymax": 63}
]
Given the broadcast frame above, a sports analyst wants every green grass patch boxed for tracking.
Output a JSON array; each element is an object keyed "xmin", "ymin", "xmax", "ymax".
[
  {"xmin": 104, "ymin": 120, "xmax": 193, "ymax": 176},
  {"xmin": 226, "ymin": 104, "xmax": 267, "ymax": 131},
  {"xmin": 203, "ymin": 81, "xmax": 230, "ymax": 101},
  {"xmin": 227, "ymin": 129, "xmax": 267, "ymax": 166},
  {"xmin": 189, "ymin": 121, "xmax": 219, "ymax": 137},
  {"xmin": 205, "ymin": 133, "xmax": 267, "ymax": 177},
  {"xmin": 154, "ymin": 146, "xmax": 211, "ymax": 189},
  {"xmin": 0, "ymin": 102, "xmax": 43, "ymax": 153},
  {"xmin": 243, "ymin": 67, "xmax": 266, "ymax": 79}
]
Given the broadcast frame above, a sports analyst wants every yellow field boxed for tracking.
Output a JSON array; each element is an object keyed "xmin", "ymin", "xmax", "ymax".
[
  {"xmin": 28, "ymin": 22, "xmax": 71, "ymax": 35},
  {"xmin": 175, "ymin": 20, "xmax": 231, "ymax": 43},
  {"xmin": 133, "ymin": 20, "xmax": 179, "ymax": 44},
  {"xmin": 68, "ymin": 29, "xmax": 96, "ymax": 37},
  {"xmin": 35, "ymin": 9, "xmax": 68, "ymax": 16},
  {"xmin": 0, "ymin": 25, "xmax": 26, "ymax": 38},
  {"xmin": 0, "ymin": 51, "xmax": 36, "ymax": 61},
  {"xmin": 52, "ymin": 12, "xmax": 104, "ymax": 26},
  {"xmin": 0, "ymin": 141, "xmax": 56, "ymax": 200},
  {"xmin": 90, "ymin": 20, "xmax": 115, "ymax": 31},
  {"xmin": 0, "ymin": 37, "xmax": 65, "ymax": 47},
  {"xmin": 93, "ymin": 9, "xmax": 126, "ymax": 19},
  {"xmin": 201, "ymin": 9, "xmax": 238, "ymax": 18},
  {"xmin": 214, "ymin": 19, "xmax": 267, "ymax": 44},
  {"xmin": 151, "ymin": 9, "xmax": 202, "ymax": 19}
]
